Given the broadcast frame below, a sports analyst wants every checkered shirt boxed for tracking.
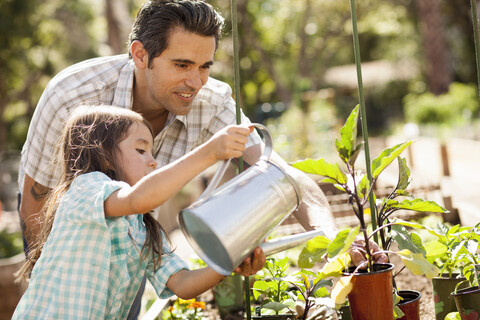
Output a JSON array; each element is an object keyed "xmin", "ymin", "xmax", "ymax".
[
  {"xmin": 19, "ymin": 54, "xmax": 260, "ymax": 191},
  {"xmin": 12, "ymin": 172, "xmax": 188, "ymax": 319}
]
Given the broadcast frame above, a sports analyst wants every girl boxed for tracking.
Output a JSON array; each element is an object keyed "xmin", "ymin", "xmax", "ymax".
[{"xmin": 13, "ymin": 105, "xmax": 265, "ymax": 319}]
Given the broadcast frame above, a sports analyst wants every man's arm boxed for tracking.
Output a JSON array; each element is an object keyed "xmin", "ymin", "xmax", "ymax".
[{"xmin": 19, "ymin": 174, "xmax": 50, "ymax": 248}]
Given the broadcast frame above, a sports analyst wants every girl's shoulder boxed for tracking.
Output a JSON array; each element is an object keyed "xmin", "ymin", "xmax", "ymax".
[
  {"xmin": 65, "ymin": 172, "xmax": 129, "ymax": 208},
  {"xmin": 56, "ymin": 172, "xmax": 129, "ymax": 224}
]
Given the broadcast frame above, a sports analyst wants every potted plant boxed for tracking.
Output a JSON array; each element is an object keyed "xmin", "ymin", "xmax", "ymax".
[
  {"xmin": 423, "ymin": 222, "xmax": 478, "ymax": 319},
  {"xmin": 291, "ymin": 105, "xmax": 447, "ymax": 319},
  {"xmin": 251, "ymin": 257, "xmax": 297, "ymax": 319},
  {"xmin": 446, "ymin": 224, "xmax": 480, "ymax": 319},
  {"xmin": 252, "ymin": 255, "xmax": 338, "ymax": 320}
]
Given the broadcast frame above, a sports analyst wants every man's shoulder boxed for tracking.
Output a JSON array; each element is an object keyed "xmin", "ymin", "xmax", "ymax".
[{"xmin": 47, "ymin": 54, "xmax": 130, "ymax": 95}]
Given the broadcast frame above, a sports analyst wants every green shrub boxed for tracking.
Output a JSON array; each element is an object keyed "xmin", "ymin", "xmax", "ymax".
[
  {"xmin": 0, "ymin": 229, "xmax": 23, "ymax": 259},
  {"xmin": 403, "ymin": 82, "xmax": 478, "ymax": 125}
]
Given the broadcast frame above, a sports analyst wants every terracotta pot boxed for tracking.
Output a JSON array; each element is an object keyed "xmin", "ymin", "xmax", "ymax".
[
  {"xmin": 432, "ymin": 274, "xmax": 468, "ymax": 320},
  {"xmin": 397, "ymin": 290, "xmax": 421, "ymax": 320},
  {"xmin": 0, "ymin": 253, "xmax": 27, "ymax": 320},
  {"xmin": 346, "ymin": 263, "xmax": 395, "ymax": 320},
  {"xmin": 451, "ymin": 286, "xmax": 480, "ymax": 320}
]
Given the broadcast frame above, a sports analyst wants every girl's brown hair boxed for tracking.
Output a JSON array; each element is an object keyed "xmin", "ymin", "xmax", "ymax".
[{"xmin": 17, "ymin": 105, "xmax": 166, "ymax": 281}]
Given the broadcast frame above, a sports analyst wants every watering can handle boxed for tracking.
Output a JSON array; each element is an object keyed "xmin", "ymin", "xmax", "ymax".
[{"xmin": 197, "ymin": 123, "xmax": 273, "ymax": 203}]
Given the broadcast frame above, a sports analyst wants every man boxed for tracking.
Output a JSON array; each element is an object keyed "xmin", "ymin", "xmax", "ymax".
[{"xmin": 18, "ymin": 1, "xmax": 334, "ymax": 318}]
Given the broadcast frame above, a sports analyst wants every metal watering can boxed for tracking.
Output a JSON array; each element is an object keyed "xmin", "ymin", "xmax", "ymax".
[{"xmin": 179, "ymin": 124, "xmax": 325, "ymax": 276}]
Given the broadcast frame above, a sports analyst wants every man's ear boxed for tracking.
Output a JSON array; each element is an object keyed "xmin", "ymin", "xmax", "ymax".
[{"xmin": 130, "ymin": 40, "xmax": 148, "ymax": 69}]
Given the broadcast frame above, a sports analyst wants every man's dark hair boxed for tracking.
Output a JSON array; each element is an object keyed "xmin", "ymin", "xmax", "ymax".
[{"xmin": 128, "ymin": 0, "xmax": 224, "ymax": 67}]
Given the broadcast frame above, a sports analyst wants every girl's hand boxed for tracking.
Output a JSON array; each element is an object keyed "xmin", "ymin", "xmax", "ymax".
[
  {"xmin": 207, "ymin": 125, "xmax": 254, "ymax": 161},
  {"xmin": 234, "ymin": 247, "xmax": 266, "ymax": 277}
]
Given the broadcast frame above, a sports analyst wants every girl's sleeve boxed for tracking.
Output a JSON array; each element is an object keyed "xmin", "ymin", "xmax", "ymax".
[{"xmin": 145, "ymin": 235, "xmax": 190, "ymax": 299}]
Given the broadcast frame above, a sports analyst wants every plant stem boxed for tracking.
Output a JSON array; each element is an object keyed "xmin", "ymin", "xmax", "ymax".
[
  {"xmin": 470, "ymin": 0, "xmax": 480, "ymax": 99},
  {"xmin": 349, "ymin": 0, "xmax": 378, "ymax": 243},
  {"xmin": 231, "ymin": 0, "xmax": 249, "ymax": 318}
]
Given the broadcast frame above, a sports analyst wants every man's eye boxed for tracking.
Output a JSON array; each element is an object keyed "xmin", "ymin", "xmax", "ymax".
[
  {"xmin": 176, "ymin": 63, "xmax": 188, "ymax": 69},
  {"xmin": 136, "ymin": 149, "xmax": 145, "ymax": 154}
]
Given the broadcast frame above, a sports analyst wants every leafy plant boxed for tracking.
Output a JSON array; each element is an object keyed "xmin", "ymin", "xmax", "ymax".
[
  {"xmin": 253, "ymin": 256, "xmax": 335, "ymax": 320},
  {"xmin": 252, "ymin": 257, "xmax": 296, "ymax": 316},
  {"xmin": 424, "ymin": 223, "xmax": 480, "ymax": 282},
  {"xmin": 291, "ymin": 105, "xmax": 448, "ymax": 303},
  {"xmin": 288, "ymin": 269, "xmax": 333, "ymax": 320}
]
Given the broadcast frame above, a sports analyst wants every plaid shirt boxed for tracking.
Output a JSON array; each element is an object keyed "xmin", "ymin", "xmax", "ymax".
[
  {"xmin": 12, "ymin": 172, "xmax": 188, "ymax": 320},
  {"xmin": 19, "ymin": 54, "xmax": 260, "ymax": 191}
]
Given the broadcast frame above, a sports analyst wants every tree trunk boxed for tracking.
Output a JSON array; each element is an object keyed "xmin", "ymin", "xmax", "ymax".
[
  {"xmin": 415, "ymin": 0, "xmax": 453, "ymax": 95},
  {"xmin": 105, "ymin": 0, "xmax": 132, "ymax": 54}
]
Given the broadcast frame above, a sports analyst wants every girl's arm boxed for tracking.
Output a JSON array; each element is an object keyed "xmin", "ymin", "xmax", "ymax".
[
  {"xmin": 104, "ymin": 125, "xmax": 253, "ymax": 217},
  {"xmin": 167, "ymin": 248, "xmax": 266, "ymax": 299}
]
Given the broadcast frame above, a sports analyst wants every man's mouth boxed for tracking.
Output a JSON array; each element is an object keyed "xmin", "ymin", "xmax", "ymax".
[{"xmin": 178, "ymin": 93, "xmax": 194, "ymax": 98}]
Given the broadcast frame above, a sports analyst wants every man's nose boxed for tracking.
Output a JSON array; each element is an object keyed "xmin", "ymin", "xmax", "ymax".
[{"xmin": 185, "ymin": 70, "xmax": 204, "ymax": 91}]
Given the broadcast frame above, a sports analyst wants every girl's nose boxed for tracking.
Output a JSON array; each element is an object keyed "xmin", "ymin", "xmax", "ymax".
[{"xmin": 148, "ymin": 157, "xmax": 158, "ymax": 170}]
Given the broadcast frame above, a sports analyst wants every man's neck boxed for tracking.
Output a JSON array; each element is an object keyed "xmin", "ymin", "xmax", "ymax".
[{"xmin": 132, "ymin": 69, "xmax": 169, "ymax": 136}]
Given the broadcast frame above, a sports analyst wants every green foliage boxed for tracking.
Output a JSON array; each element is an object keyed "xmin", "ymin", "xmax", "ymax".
[
  {"xmin": 403, "ymin": 82, "xmax": 479, "ymax": 126},
  {"xmin": 0, "ymin": 0, "xmax": 101, "ymax": 152},
  {"xmin": 252, "ymin": 257, "xmax": 296, "ymax": 315},
  {"xmin": 424, "ymin": 223, "xmax": 480, "ymax": 285},
  {"xmin": 0, "ymin": 229, "xmax": 23, "ymax": 259},
  {"xmin": 292, "ymin": 105, "xmax": 447, "ymax": 277}
]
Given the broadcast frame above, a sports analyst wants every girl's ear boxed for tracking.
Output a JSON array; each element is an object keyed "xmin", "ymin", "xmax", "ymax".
[{"xmin": 131, "ymin": 40, "xmax": 148, "ymax": 69}]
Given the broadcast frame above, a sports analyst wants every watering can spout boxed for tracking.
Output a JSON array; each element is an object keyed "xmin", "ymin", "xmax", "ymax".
[
  {"xmin": 180, "ymin": 124, "xmax": 308, "ymax": 276},
  {"xmin": 260, "ymin": 229, "xmax": 325, "ymax": 256}
]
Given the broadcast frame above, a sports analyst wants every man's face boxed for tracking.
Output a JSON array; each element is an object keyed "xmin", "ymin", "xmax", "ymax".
[{"xmin": 144, "ymin": 28, "xmax": 216, "ymax": 115}]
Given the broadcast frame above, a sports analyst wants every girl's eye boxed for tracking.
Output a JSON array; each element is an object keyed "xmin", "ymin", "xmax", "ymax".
[{"xmin": 136, "ymin": 149, "xmax": 146, "ymax": 155}]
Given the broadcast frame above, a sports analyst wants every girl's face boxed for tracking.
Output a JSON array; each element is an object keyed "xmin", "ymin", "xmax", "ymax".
[{"xmin": 116, "ymin": 122, "xmax": 157, "ymax": 186}]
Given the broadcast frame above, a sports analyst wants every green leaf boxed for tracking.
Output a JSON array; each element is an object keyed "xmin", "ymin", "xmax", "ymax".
[
  {"xmin": 397, "ymin": 249, "xmax": 439, "ymax": 278},
  {"xmin": 298, "ymin": 235, "xmax": 331, "ymax": 268},
  {"xmin": 384, "ymin": 198, "xmax": 448, "ymax": 213},
  {"xmin": 335, "ymin": 105, "xmax": 359, "ymax": 163},
  {"xmin": 262, "ymin": 301, "xmax": 290, "ymax": 313},
  {"xmin": 312, "ymin": 279, "xmax": 333, "ymax": 297},
  {"xmin": 349, "ymin": 142, "xmax": 363, "ymax": 166},
  {"xmin": 390, "ymin": 224, "xmax": 426, "ymax": 255},
  {"xmin": 371, "ymin": 141, "xmax": 413, "ymax": 179},
  {"xmin": 328, "ymin": 227, "xmax": 359, "ymax": 258},
  {"xmin": 252, "ymin": 280, "xmax": 269, "ymax": 299},
  {"xmin": 424, "ymin": 241, "xmax": 448, "ymax": 260},
  {"xmin": 356, "ymin": 174, "xmax": 370, "ymax": 200},
  {"xmin": 291, "ymin": 158, "xmax": 347, "ymax": 184},
  {"xmin": 396, "ymin": 157, "xmax": 411, "ymax": 191},
  {"xmin": 444, "ymin": 312, "xmax": 461, "ymax": 320}
]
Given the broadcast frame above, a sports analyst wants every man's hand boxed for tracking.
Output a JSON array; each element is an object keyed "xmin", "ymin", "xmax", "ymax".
[
  {"xmin": 349, "ymin": 239, "xmax": 389, "ymax": 269},
  {"xmin": 233, "ymin": 247, "xmax": 266, "ymax": 277}
]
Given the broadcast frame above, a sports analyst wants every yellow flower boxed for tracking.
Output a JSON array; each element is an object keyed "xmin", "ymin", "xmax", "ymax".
[{"xmin": 179, "ymin": 298, "xmax": 194, "ymax": 305}]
